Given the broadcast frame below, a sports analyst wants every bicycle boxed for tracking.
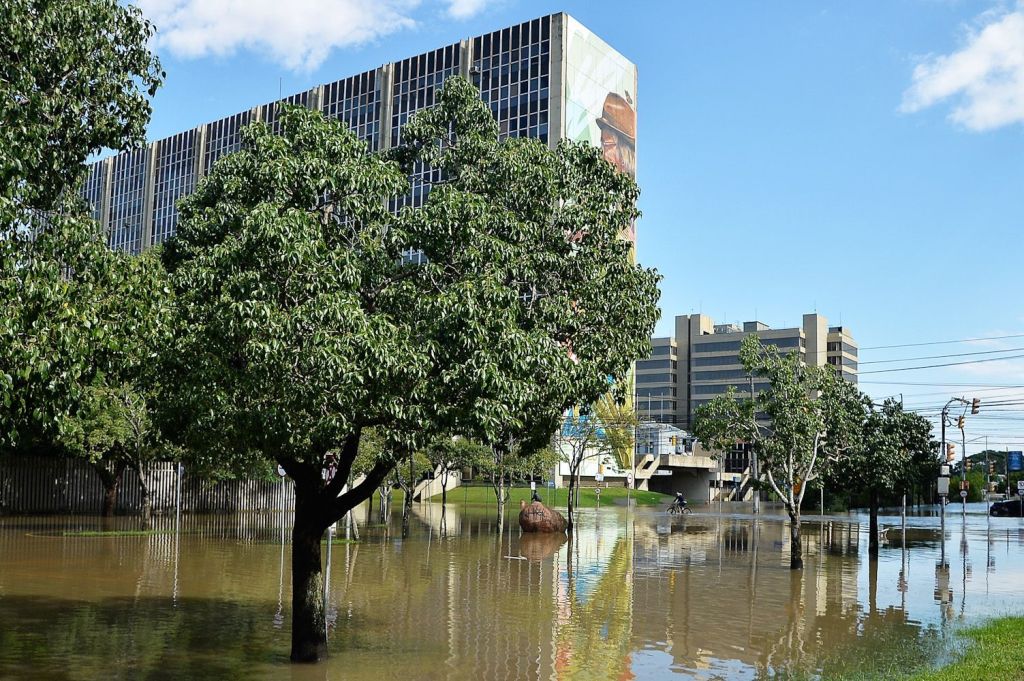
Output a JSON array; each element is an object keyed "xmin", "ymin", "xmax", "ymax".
[{"xmin": 668, "ymin": 502, "xmax": 691, "ymax": 515}]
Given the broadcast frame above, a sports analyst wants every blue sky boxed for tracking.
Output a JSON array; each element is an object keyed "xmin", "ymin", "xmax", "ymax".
[{"xmin": 135, "ymin": 0, "xmax": 1024, "ymax": 453}]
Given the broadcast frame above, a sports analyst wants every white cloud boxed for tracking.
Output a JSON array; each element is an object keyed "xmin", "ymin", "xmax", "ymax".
[
  {"xmin": 901, "ymin": 4, "xmax": 1024, "ymax": 131},
  {"xmin": 137, "ymin": 0, "xmax": 423, "ymax": 72},
  {"xmin": 446, "ymin": 0, "xmax": 489, "ymax": 19}
]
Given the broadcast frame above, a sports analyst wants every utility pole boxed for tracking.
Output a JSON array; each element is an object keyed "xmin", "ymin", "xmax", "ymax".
[{"xmin": 748, "ymin": 372, "xmax": 759, "ymax": 515}]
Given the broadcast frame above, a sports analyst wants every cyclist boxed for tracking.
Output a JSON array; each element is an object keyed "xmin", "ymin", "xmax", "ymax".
[{"xmin": 671, "ymin": 492, "xmax": 688, "ymax": 513}]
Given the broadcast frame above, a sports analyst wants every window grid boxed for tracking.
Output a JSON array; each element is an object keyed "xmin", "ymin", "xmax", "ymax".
[
  {"xmin": 151, "ymin": 130, "xmax": 197, "ymax": 245},
  {"xmin": 107, "ymin": 148, "xmax": 147, "ymax": 254},
  {"xmin": 472, "ymin": 16, "xmax": 551, "ymax": 144},
  {"xmin": 204, "ymin": 111, "xmax": 252, "ymax": 173},
  {"xmin": 262, "ymin": 91, "xmax": 310, "ymax": 137},
  {"xmin": 81, "ymin": 163, "xmax": 106, "ymax": 223},
  {"xmin": 390, "ymin": 43, "xmax": 461, "ymax": 211},
  {"xmin": 322, "ymin": 70, "xmax": 380, "ymax": 150}
]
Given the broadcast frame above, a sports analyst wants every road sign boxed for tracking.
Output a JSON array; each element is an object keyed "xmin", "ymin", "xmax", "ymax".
[
  {"xmin": 1017, "ymin": 480, "xmax": 1024, "ymax": 494},
  {"xmin": 1009, "ymin": 452, "xmax": 1024, "ymax": 472},
  {"xmin": 277, "ymin": 465, "xmax": 286, "ymax": 478},
  {"xmin": 937, "ymin": 477, "xmax": 950, "ymax": 495},
  {"xmin": 547, "ymin": 481, "xmax": 555, "ymax": 489},
  {"xmin": 626, "ymin": 473, "xmax": 634, "ymax": 485},
  {"xmin": 960, "ymin": 490, "xmax": 968, "ymax": 499}
]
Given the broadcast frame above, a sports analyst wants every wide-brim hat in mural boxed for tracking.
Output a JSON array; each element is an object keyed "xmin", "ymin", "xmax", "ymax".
[{"xmin": 596, "ymin": 92, "xmax": 636, "ymax": 143}]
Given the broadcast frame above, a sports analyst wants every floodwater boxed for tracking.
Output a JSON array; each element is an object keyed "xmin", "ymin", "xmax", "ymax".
[{"xmin": 1, "ymin": 502, "xmax": 1022, "ymax": 680}]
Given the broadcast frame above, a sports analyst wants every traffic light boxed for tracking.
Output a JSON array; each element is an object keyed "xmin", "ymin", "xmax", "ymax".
[
  {"xmin": 971, "ymin": 398, "xmax": 981, "ymax": 414},
  {"xmin": 965, "ymin": 459, "xmax": 972, "ymax": 472},
  {"xmin": 989, "ymin": 461, "xmax": 996, "ymax": 474},
  {"xmin": 957, "ymin": 415, "xmax": 965, "ymax": 430},
  {"xmin": 946, "ymin": 444, "xmax": 956, "ymax": 462}
]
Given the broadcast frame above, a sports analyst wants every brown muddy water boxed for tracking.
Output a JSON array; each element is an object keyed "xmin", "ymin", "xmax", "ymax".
[{"xmin": 1, "ymin": 503, "xmax": 1022, "ymax": 680}]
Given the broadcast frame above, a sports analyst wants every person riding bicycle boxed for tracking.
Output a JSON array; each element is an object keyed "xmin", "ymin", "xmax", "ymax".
[{"xmin": 672, "ymin": 492, "xmax": 688, "ymax": 512}]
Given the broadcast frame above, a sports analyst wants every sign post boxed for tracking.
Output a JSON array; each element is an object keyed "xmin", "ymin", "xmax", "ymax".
[{"xmin": 937, "ymin": 472, "xmax": 949, "ymax": 565}]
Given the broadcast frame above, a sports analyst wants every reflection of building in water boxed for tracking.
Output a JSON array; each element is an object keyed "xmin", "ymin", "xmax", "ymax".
[{"xmin": 631, "ymin": 517, "xmax": 873, "ymax": 675}]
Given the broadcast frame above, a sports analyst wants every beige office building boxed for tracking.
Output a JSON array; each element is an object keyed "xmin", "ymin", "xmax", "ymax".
[{"xmin": 636, "ymin": 313, "xmax": 858, "ymax": 429}]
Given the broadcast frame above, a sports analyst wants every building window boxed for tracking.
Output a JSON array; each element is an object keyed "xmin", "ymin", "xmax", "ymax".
[
  {"xmin": 108, "ymin": 148, "xmax": 147, "ymax": 254},
  {"xmin": 151, "ymin": 129, "xmax": 197, "ymax": 245},
  {"xmin": 322, "ymin": 69, "xmax": 380, "ymax": 151}
]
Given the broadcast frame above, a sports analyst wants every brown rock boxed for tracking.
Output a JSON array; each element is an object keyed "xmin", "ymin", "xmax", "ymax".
[{"xmin": 518, "ymin": 500, "xmax": 567, "ymax": 534}]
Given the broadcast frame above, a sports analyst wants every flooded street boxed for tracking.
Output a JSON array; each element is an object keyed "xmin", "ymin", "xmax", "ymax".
[{"xmin": 1, "ymin": 503, "xmax": 1022, "ymax": 680}]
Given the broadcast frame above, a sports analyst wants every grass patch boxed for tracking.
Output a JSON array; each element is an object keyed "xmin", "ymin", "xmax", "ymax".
[
  {"xmin": 903, "ymin": 617, "xmax": 1024, "ymax": 681},
  {"xmin": 61, "ymin": 530, "xmax": 172, "ymax": 537},
  {"xmin": 429, "ymin": 485, "xmax": 671, "ymax": 508}
]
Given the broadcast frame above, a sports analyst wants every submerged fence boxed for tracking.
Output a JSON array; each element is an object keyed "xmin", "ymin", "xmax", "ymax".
[{"xmin": 0, "ymin": 457, "xmax": 295, "ymax": 515}]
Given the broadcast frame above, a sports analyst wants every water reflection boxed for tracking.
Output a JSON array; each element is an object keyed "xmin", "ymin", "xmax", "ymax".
[{"xmin": 0, "ymin": 506, "xmax": 1022, "ymax": 680}]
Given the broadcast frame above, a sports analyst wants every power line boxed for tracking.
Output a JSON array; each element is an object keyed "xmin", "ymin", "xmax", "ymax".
[
  {"xmin": 860, "ymin": 333, "xmax": 1024, "ymax": 351},
  {"xmin": 860, "ymin": 353, "xmax": 1024, "ymax": 375},
  {"xmin": 860, "ymin": 346, "xmax": 1024, "ymax": 365},
  {"xmin": 859, "ymin": 381, "xmax": 1024, "ymax": 387}
]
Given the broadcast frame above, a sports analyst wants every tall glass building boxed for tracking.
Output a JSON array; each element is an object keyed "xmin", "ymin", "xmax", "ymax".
[{"xmin": 81, "ymin": 13, "xmax": 639, "ymax": 254}]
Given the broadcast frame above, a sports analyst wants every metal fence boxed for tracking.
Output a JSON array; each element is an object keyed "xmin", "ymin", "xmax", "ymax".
[{"xmin": 0, "ymin": 457, "xmax": 294, "ymax": 515}]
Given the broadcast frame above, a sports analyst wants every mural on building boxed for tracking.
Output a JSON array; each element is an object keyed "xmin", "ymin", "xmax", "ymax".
[{"xmin": 564, "ymin": 17, "xmax": 638, "ymax": 243}]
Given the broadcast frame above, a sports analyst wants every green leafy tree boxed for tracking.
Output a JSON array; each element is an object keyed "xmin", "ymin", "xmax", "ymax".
[
  {"xmin": 555, "ymin": 408, "xmax": 613, "ymax": 531},
  {"xmin": 63, "ymin": 380, "xmax": 158, "ymax": 519},
  {"xmin": 693, "ymin": 335, "xmax": 864, "ymax": 569},
  {"xmin": 1, "ymin": 0, "xmax": 162, "ymax": 447},
  {"xmin": 423, "ymin": 436, "xmax": 489, "ymax": 507},
  {"xmin": 162, "ymin": 76, "xmax": 659, "ymax": 661},
  {"xmin": 1, "ymin": 0, "xmax": 162, "ymax": 212},
  {"xmin": 830, "ymin": 399, "xmax": 934, "ymax": 556}
]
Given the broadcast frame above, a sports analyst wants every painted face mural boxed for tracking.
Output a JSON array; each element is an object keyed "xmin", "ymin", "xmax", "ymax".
[{"xmin": 564, "ymin": 17, "xmax": 638, "ymax": 245}]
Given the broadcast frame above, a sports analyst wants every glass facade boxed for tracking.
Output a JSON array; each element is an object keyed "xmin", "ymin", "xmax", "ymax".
[
  {"xmin": 204, "ymin": 111, "xmax": 252, "ymax": 174},
  {"xmin": 692, "ymin": 355, "xmax": 742, "ymax": 367},
  {"xmin": 390, "ymin": 43, "xmax": 461, "ymax": 211},
  {"xmin": 636, "ymin": 358, "xmax": 676, "ymax": 371},
  {"xmin": 81, "ymin": 163, "xmax": 106, "ymax": 223},
  {"xmin": 472, "ymin": 16, "xmax": 551, "ymax": 143},
  {"xmin": 78, "ymin": 13, "xmax": 599, "ymax": 268},
  {"xmin": 107, "ymin": 148, "xmax": 147, "ymax": 254},
  {"xmin": 262, "ymin": 91, "xmax": 309, "ymax": 137},
  {"xmin": 322, "ymin": 70, "xmax": 380, "ymax": 150},
  {"xmin": 151, "ymin": 130, "xmax": 197, "ymax": 245}
]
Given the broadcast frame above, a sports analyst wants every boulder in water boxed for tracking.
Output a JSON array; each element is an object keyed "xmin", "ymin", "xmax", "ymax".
[{"xmin": 519, "ymin": 500, "xmax": 567, "ymax": 533}]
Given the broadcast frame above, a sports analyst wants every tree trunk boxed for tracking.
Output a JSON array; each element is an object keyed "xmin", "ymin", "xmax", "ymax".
[
  {"xmin": 788, "ymin": 509, "xmax": 803, "ymax": 570},
  {"xmin": 495, "ymin": 477, "xmax": 506, "ymax": 531},
  {"xmin": 566, "ymin": 468, "xmax": 576, "ymax": 533},
  {"xmin": 94, "ymin": 461, "xmax": 127, "ymax": 517},
  {"xmin": 868, "ymin": 488, "xmax": 879, "ymax": 557},
  {"xmin": 441, "ymin": 468, "xmax": 448, "ymax": 507},
  {"xmin": 290, "ymin": 484, "xmax": 327, "ymax": 663},
  {"xmin": 134, "ymin": 461, "xmax": 152, "ymax": 527}
]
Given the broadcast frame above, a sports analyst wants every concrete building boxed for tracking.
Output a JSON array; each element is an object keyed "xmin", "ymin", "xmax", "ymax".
[
  {"xmin": 81, "ymin": 13, "xmax": 639, "ymax": 254},
  {"xmin": 631, "ymin": 313, "xmax": 858, "ymax": 502},
  {"xmin": 636, "ymin": 313, "xmax": 858, "ymax": 429}
]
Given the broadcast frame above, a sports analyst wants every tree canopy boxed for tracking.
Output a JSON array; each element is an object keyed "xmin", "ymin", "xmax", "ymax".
[
  {"xmin": 1, "ymin": 0, "xmax": 163, "ymax": 449},
  {"xmin": 693, "ymin": 335, "xmax": 866, "ymax": 568},
  {"xmin": 162, "ymin": 75, "xmax": 659, "ymax": 660}
]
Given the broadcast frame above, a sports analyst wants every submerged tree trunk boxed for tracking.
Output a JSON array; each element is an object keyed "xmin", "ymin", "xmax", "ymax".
[
  {"xmin": 788, "ymin": 508, "xmax": 803, "ymax": 570},
  {"xmin": 868, "ymin": 488, "xmax": 879, "ymax": 557},
  {"xmin": 290, "ymin": 483, "xmax": 327, "ymax": 663},
  {"xmin": 134, "ymin": 461, "xmax": 152, "ymax": 527},
  {"xmin": 566, "ymin": 466, "xmax": 577, "ymax": 533},
  {"xmin": 494, "ymin": 476, "xmax": 507, "ymax": 531},
  {"xmin": 440, "ymin": 467, "xmax": 449, "ymax": 507},
  {"xmin": 93, "ymin": 461, "xmax": 127, "ymax": 517}
]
